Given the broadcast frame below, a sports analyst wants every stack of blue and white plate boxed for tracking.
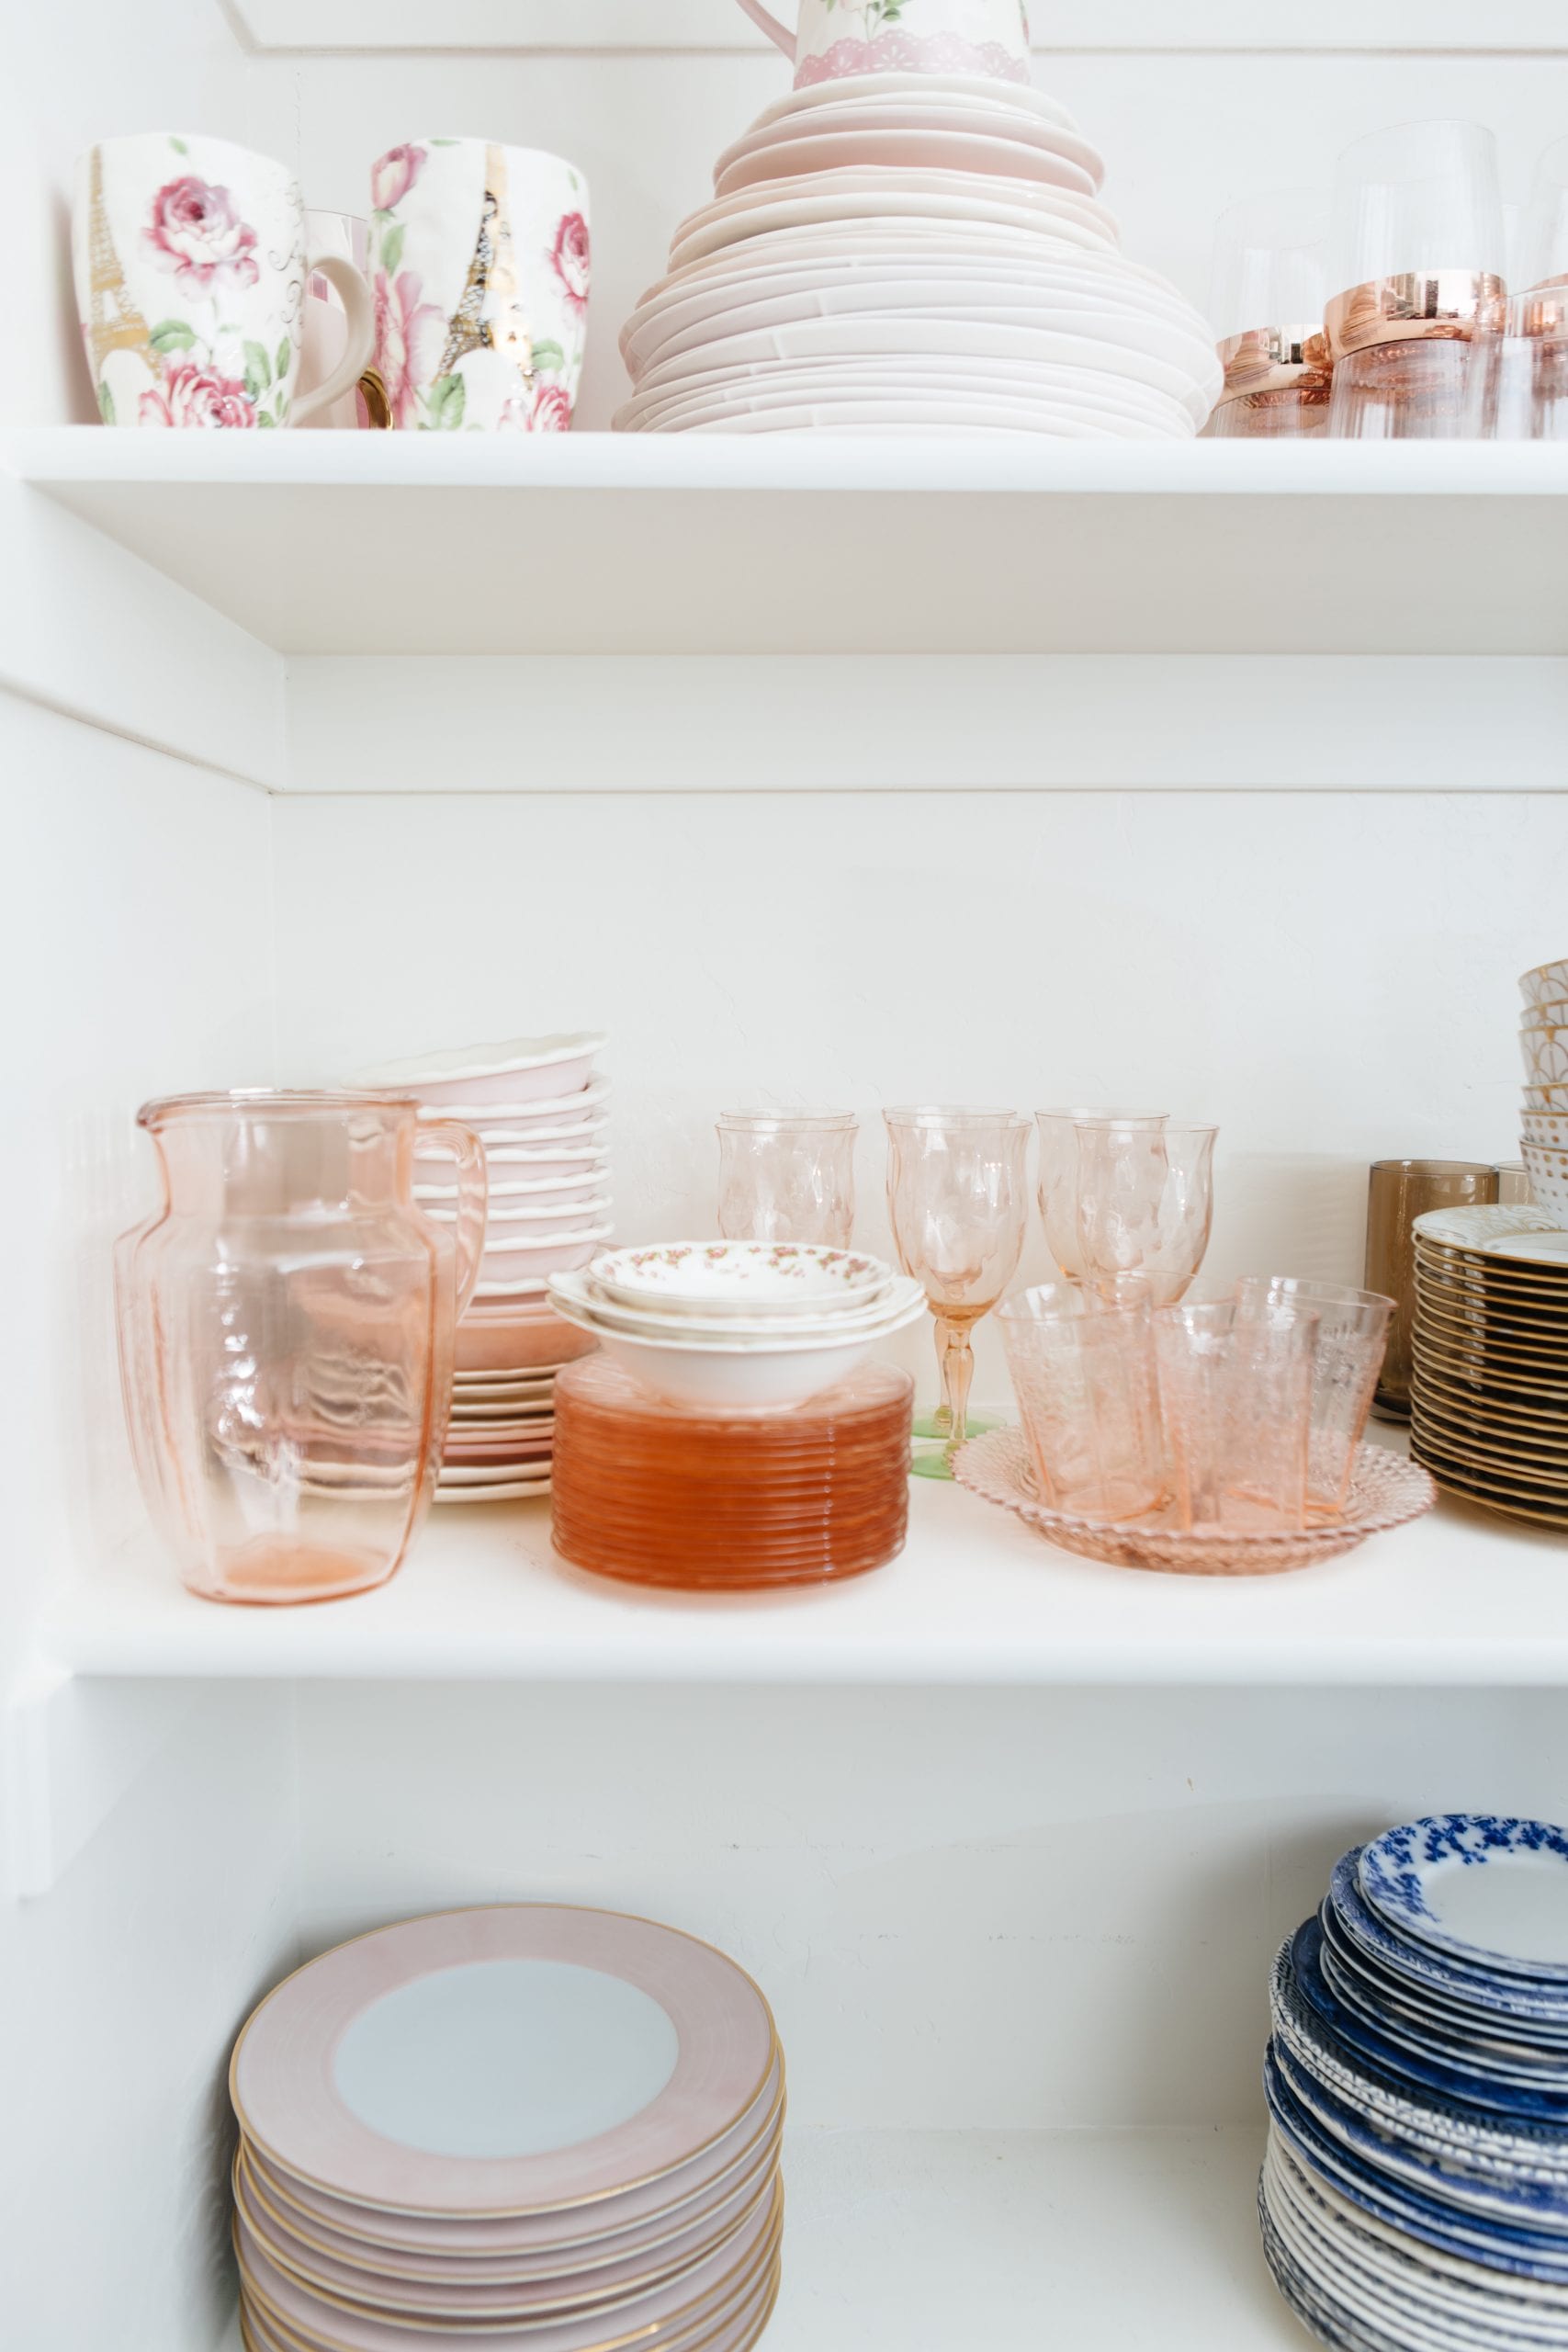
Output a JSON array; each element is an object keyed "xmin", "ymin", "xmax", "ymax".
[{"xmin": 1263, "ymin": 1815, "xmax": 1568, "ymax": 2350}]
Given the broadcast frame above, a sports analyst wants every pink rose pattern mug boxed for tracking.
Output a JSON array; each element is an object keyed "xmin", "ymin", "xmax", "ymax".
[
  {"xmin": 731, "ymin": 0, "xmax": 1032, "ymax": 87},
  {"xmin": 73, "ymin": 134, "xmax": 375, "ymax": 428},
  {"xmin": 367, "ymin": 139, "xmax": 590, "ymax": 432}
]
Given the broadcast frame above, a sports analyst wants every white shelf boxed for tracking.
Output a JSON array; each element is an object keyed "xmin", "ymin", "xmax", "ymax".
[
  {"xmin": 7, "ymin": 431, "xmax": 1568, "ymax": 657},
  {"xmin": 40, "ymin": 1438, "xmax": 1568, "ymax": 1687}
]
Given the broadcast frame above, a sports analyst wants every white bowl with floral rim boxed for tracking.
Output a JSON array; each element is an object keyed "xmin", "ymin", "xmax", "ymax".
[
  {"xmin": 547, "ymin": 1275, "xmax": 925, "ymax": 1408},
  {"xmin": 588, "ymin": 1241, "xmax": 892, "ymax": 1319},
  {"xmin": 557, "ymin": 1266, "xmax": 919, "ymax": 1341}
]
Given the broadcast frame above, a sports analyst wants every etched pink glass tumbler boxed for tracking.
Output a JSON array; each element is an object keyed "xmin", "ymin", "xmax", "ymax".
[
  {"xmin": 998, "ymin": 1282, "xmax": 1166, "ymax": 1523},
  {"xmin": 1154, "ymin": 1297, "xmax": 1318, "ymax": 1532},
  {"xmin": 115, "ymin": 1091, "xmax": 486, "ymax": 1604},
  {"xmin": 716, "ymin": 1109, "xmax": 857, "ymax": 1247},
  {"xmin": 884, "ymin": 1105, "xmax": 1030, "ymax": 1474},
  {"xmin": 1235, "ymin": 1275, "xmax": 1392, "ymax": 1519}
]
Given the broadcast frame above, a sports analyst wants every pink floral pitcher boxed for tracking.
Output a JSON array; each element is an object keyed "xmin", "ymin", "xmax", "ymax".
[{"xmin": 731, "ymin": 0, "xmax": 1032, "ymax": 87}]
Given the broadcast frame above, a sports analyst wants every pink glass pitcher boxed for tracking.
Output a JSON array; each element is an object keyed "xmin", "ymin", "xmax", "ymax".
[
  {"xmin": 731, "ymin": 0, "xmax": 1032, "ymax": 87},
  {"xmin": 115, "ymin": 1091, "xmax": 486, "ymax": 1605}
]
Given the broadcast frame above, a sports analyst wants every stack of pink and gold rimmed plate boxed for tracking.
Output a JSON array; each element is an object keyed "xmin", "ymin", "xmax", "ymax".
[
  {"xmin": 348, "ymin": 1035, "xmax": 610, "ymax": 1501},
  {"xmin": 230, "ymin": 1905, "xmax": 784, "ymax": 2352}
]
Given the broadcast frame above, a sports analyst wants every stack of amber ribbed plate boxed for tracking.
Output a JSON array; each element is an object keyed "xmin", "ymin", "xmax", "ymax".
[
  {"xmin": 1411, "ymin": 1203, "xmax": 1568, "ymax": 1527},
  {"xmin": 551, "ymin": 1354, "xmax": 914, "ymax": 1589},
  {"xmin": 230, "ymin": 1905, "xmax": 784, "ymax": 2352}
]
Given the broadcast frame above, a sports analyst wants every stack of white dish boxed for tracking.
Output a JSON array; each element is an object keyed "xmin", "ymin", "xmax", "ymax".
[
  {"xmin": 350, "ymin": 1034, "xmax": 610, "ymax": 1500},
  {"xmin": 615, "ymin": 73, "xmax": 1221, "ymax": 435},
  {"xmin": 549, "ymin": 1240, "xmax": 926, "ymax": 1409},
  {"xmin": 1519, "ymin": 955, "xmax": 1568, "ymax": 1217},
  {"xmin": 231, "ymin": 1905, "xmax": 784, "ymax": 2352}
]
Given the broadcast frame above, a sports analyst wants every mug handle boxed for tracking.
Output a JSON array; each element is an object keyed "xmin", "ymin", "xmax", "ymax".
[
  {"xmin": 291, "ymin": 253, "xmax": 378, "ymax": 425},
  {"xmin": 413, "ymin": 1121, "xmax": 489, "ymax": 1317},
  {"xmin": 730, "ymin": 0, "xmax": 795, "ymax": 56}
]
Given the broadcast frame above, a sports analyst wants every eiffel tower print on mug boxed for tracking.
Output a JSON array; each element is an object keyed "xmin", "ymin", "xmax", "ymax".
[
  {"xmin": 367, "ymin": 139, "xmax": 591, "ymax": 431},
  {"xmin": 73, "ymin": 134, "xmax": 374, "ymax": 429}
]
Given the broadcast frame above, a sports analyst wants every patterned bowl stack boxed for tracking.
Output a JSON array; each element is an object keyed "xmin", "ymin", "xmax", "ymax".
[{"xmin": 1263, "ymin": 1815, "xmax": 1568, "ymax": 2352}]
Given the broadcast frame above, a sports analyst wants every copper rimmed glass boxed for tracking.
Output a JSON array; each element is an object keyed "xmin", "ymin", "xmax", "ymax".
[
  {"xmin": 998, "ymin": 1281, "xmax": 1165, "ymax": 1523},
  {"xmin": 1235, "ymin": 1275, "xmax": 1392, "ymax": 1519},
  {"xmin": 1206, "ymin": 189, "xmax": 1332, "ymax": 442},
  {"xmin": 1073, "ymin": 1122, "xmax": 1218, "ymax": 1306},
  {"xmin": 716, "ymin": 1109, "xmax": 858, "ymax": 1247},
  {"xmin": 1154, "ymin": 1296, "xmax": 1318, "ymax": 1532},
  {"xmin": 1035, "ymin": 1108, "xmax": 1168, "ymax": 1283},
  {"xmin": 884, "ymin": 1106, "xmax": 1030, "ymax": 1472}
]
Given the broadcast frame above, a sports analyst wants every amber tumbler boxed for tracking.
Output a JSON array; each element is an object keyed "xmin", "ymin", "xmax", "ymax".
[{"xmin": 1364, "ymin": 1159, "xmax": 1497, "ymax": 1419}]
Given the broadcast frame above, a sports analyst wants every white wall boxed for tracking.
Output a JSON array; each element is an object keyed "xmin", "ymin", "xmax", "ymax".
[
  {"xmin": 271, "ymin": 780, "xmax": 1541, "ymax": 1405},
  {"xmin": 296, "ymin": 1681, "xmax": 1566, "ymax": 2132}
]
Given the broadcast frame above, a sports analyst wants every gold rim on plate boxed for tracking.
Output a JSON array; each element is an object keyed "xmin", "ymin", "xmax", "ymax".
[{"xmin": 1410, "ymin": 1436, "xmax": 1568, "ymax": 1525}]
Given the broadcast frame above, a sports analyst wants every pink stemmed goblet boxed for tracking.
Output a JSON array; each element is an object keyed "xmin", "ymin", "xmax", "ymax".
[
  {"xmin": 1074, "ymin": 1121, "xmax": 1219, "ymax": 1306},
  {"xmin": 884, "ymin": 1106, "xmax": 1031, "ymax": 1477}
]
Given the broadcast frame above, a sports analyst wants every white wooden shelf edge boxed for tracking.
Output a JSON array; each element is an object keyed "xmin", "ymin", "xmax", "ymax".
[
  {"xmin": 38, "ymin": 1462, "xmax": 1568, "ymax": 1688},
  {"xmin": 9, "ymin": 427, "xmax": 1568, "ymax": 498}
]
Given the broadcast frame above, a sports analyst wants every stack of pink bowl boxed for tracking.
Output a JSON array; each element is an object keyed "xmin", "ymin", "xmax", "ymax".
[
  {"xmin": 350, "ymin": 1034, "xmax": 609, "ymax": 1501},
  {"xmin": 615, "ymin": 69, "xmax": 1221, "ymax": 435}
]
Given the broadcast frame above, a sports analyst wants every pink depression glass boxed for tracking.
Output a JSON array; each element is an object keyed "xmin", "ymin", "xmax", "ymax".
[
  {"xmin": 884, "ymin": 1105, "xmax": 1030, "ymax": 1459},
  {"xmin": 1035, "ymin": 1108, "xmax": 1169, "ymax": 1283},
  {"xmin": 115, "ymin": 1091, "xmax": 486, "ymax": 1604},
  {"xmin": 716, "ymin": 1109, "xmax": 857, "ymax": 1247},
  {"xmin": 998, "ymin": 1281, "xmax": 1166, "ymax": 1523},
  {"xmin": 1074, "ymin": 1122, "xmax": 1218, "ymax": 1306},
  {"xmin": 1155, "ymin": 1297, "xmax": 1317, "ymax": 1532},
  {"xmin": 1235, "ymin": 1275, "xmax": 1392, "ymax": 1520}
]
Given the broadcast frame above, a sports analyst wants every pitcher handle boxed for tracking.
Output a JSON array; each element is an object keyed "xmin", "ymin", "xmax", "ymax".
[
  {"xmin": 730, "ymin": 0, "xmax": 795, "ymax": 57},
  {"xmin": 414, "ymin": 1120, "xmax": 489, "ymax": 1316},
  {"xmin": 292, "ymin": 253, "xmax": 377, "ymax": 424}
]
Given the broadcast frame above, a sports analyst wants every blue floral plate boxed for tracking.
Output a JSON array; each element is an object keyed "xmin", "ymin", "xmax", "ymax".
[
  {"xmin": 1318, "ymin": 1935, "xmax": 1568, "ymax": 2089},
  {"xmin": 1360, "ymin": 1822, "xmax": 1568, "ymax": 1984},
  {"xmin": 1330, "ymin": 1853, "xmax": 1568, "ymax": 2029}
]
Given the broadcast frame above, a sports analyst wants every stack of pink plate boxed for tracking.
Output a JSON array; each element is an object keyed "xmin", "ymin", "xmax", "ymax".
[
  {"xmin": 349, "ymin": 1035, "xmax": 610, "ymax": 1500},
  {"xmin": 230, "ymin": 1905, "xmax": 784, "ymax": 2352},
  {"xmin": 615, "ymin": 72, "xmax": 1221, "ymax": 435}
]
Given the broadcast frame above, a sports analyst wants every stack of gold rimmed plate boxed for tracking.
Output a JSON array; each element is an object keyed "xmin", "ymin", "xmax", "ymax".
[
  {"xmin": 1410, "ymin": 1203, "xmax": 1568, "ymax": 1527},
  {"xmin": 229, "ymin": 1906, "xmax": 783, "ymax": 2352}
]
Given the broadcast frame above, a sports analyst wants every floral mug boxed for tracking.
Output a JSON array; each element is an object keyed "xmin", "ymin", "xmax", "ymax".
[
  {"xmin": 73, "ymin": 134, "xmax": 375, "ymax": 429},
  {"xmin": 368, "ymin": 140, "xmax": 589, "ymax": 432},
  {"xmin": 731, "ymin": 0, "xmax": 1032, "ymax": 87}
]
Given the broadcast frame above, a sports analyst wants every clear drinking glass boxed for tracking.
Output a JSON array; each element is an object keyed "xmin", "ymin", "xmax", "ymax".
[
  {"xmin": 1523, "ymin": 135, "xmax": 1568, "ymax": 293},
  {"xmin": 884, "ymin": 1106, "xmax": 1030, "ymax": 1472},
  {"xmin": 1326, "ymin": 119, "xmax": 1507, "ymax": 439},
  {"xmin": 1155, "ymin": 1297, "xmax": 1318, "ymax": 1532},
  {"xmin": 716, "ymin": 1109, "xmax": 858, "ymax": 1247},
  {"xmin": 999, "ymin": 1283, "xmax": 1166, "ymax": 1523},
  {"xmin": 115, "ymin": 1091, "xmax": 486, "ymax": 1603},
  {"xmin": 1073, "ymin": 1122, "xmax": 1218, "ymax": 1306},
  {"xmin": 1205, "ymin": 190, "xmax": 1333, "ymax": 441},
  {"xmin": 1364, "ymin": 1158, "xmax": 1497, "ymax": 1419},
  {"xmin": 1466, "ymin": 288, "xmax": 1568, "ymax": 439},
  {"xmin": 1035, "ymin": 1108, "xmax": 1168, "ymax": 1283},
  {"xmin": 1235, "ymin": 1275, "xmax": 1393, "ymax": 1519}
]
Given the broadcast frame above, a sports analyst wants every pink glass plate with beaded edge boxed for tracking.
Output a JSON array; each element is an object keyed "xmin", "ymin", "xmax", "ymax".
[{"xmin": 953, "ymin": 1428, "xmax": 1436, "ymax": 1576}]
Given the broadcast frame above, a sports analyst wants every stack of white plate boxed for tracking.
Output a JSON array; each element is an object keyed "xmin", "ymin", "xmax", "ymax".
[
  {"xmin": 231, "ymin": 1905, "xmax": 784, "ymax": 2352},
  {"xmin": 615, "ymin": 72, "xmax": 1221, "ymax": 435},
  {"xmin": 1263, "ymin": 1818, "xmax": 1568, "ymax": 2352},
  {"xmin": 549, "ymin": 1239, "xmax": 926, "ymax": 1410},
  {"xmin": 349, "ymin": 1034, "xmax": 610, "ymax": 1500}
]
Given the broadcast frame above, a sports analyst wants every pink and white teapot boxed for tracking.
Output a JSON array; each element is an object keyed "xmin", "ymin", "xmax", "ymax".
[{"xmin": 732, "ymin": 0, "xmax": 1032, "ymax": 88}]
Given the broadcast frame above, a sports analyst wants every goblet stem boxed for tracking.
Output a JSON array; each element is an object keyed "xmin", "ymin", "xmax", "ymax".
[{"xmin": 935, "ymin": 1315, "xmax": 976, "ymax": 1453}]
